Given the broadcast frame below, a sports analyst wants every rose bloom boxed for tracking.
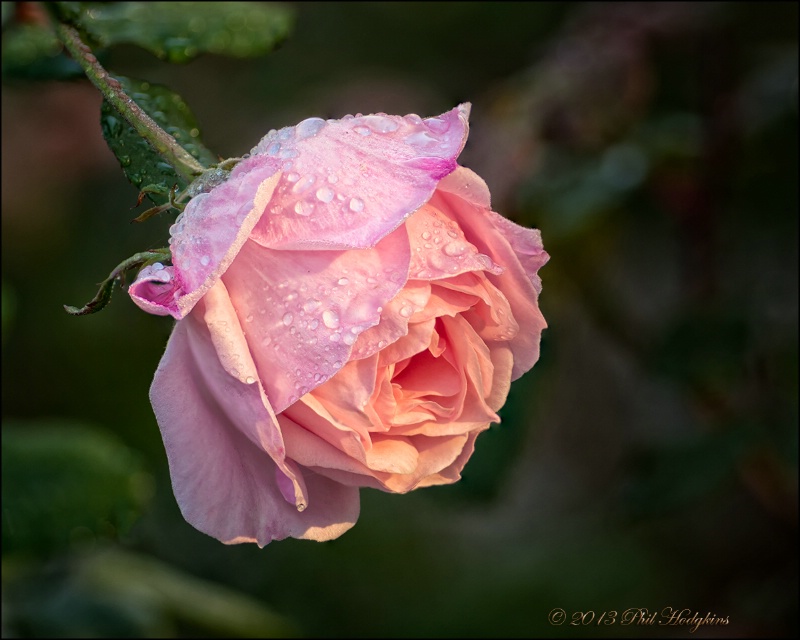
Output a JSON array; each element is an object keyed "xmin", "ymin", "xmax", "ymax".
[{"xmin": 129, "ymin": 104, "xmax": 548, "ymax": 546}]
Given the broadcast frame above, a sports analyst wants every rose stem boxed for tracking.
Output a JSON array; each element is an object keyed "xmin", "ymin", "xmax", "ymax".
[{"xmin": 54, "ymin": 22, "xmax": 207, "ymax": 184}]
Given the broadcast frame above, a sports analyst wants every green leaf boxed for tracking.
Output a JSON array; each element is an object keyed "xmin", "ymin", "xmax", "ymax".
[
  {"xmin": 1, "ymin": 421, "xmax": 153, "ymax": 557},
  {"xmin": 65, "ymin": 1, "xmax": 293, "ymax": 63},
  {"xmin": 1, "ymin": 23, "xmax": 83, "ymax": 80},
  {"xmin": 101, "ymin": 76, "xmax": 217, "ymax": 203}
]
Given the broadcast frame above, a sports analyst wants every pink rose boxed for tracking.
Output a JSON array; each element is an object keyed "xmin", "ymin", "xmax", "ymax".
[{"xmin": 129, "ymin": 104, "xmax": 548, "ymax": 545}]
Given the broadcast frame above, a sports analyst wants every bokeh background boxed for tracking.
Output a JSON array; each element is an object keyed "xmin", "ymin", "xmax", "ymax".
[{"xmin": 2, "ymin": 2, "xmax": 797, "ymax": 637}]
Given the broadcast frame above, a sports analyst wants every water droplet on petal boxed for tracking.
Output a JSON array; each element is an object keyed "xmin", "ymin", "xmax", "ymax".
[
  {"xmin": 296, "ymin": 117, "xmax": 326, "ymax": 139},
  {"xmin": 443, "ymin": 241, "xmax": 467, "ymax": 257},
  {"xmin": 421, "ymin": 231, "xmax": 432, "ymax": 240},
  {"xmin": 282, "ymin": 312, "xmax": 293, "ymax": 326},
  {"xmin": 292, "ymin": 174, "xmax": 316, "ymax": 194},
  {"xmin": 354, "ymin": 126, "xmax": 371, "ymax": 136},
  {"xmin": 304, "ymin": 298, "xmax": 321, "ymax": 313},
  {"xmin": 286, "ymin": 172, "xmax": 300, "ymax": 182},
  {"xmin": 294, "ymin": 201, "xmax": 314, "ymax": 216},
  {"xmin": 316, "ymin": 187, "xmax": 335, "ymax": 203},
  {"xmin": 266, "ymin": 142, "xmax": 281, "ymax": 156},
  {"xmin": 359, "ymin": 114, "xmax": 400, "ymax": 133},
  {"xmin": 327, "ymin": 174, "xmax": 339, "ymax": 184},
  {"xmin": 329, "ymin": 333, "xmax": 341, "ymax": 342},
  {"xmin": 337, "ymin": 277, "xmax": 349, "ymax": 286},
  {"xmin": 425, "ymin": 117, "xmax": 450, "ymax": 134},
  {"xmin": 200, "ymin": 255, "xmax": 210, "ymax": 266},
  {"xmin": 343, "ymin": 333, "xmax": 356, "ymax": 345},
  {"xmin": 399, "ymin": 305, "xmax": 413, "ymax": 318},
  {"xmin": 427, "ymin": 252, "xmax": 447, "ymax": 270},
  {"xmin": 245, "ymin": 376, "xmax": 256, "ymax": 384},
  {"xmin": 322, "ymin": 309, "xmax": 340, "ymax": 329},
  {"xmin": 405, "ymin": 130, "xmax": 438, "ymax": 147},
  {"xmin": 349, "ymin": 197, "xmax": 364, "ymax": 212}
]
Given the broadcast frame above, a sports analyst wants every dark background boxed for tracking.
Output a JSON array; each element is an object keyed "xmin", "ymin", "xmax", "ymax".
[{"xmin": 2, "ymin": 2, "xmax": 797, "ymax": 637}]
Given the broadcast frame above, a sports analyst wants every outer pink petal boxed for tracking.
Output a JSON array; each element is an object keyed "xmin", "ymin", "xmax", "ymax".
[
  {"xmin": 149, "ymin": 313, "xmax": 359, "ymax": 546},
  {"xmin": 220, "ymin": 224, "xmax": 410, "ymax": 413},
  {"xmin": 128, "ymin": 157, "xmax": 282, "ymax": 319},
  {"xmin": 129, "ymin": 263, "xmax": 179, "ymax": 316},
  {"xmin": 433, "ymin": 166, "xmax": 549, "ymax": 379},
  {"xmin": 248, "ymin": 105, "xmax": 471, "ymax": 250}
]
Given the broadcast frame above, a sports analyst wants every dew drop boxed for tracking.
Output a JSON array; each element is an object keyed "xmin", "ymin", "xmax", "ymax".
[
  {"xmin": 282, "ymin": 312, "xmax": 293, "ymax": 326},
  {"xmin": 304, "ymin": 298, "xmax": 321, "ymax": 313},
  {"xmin": 399, "ymin": 305, "xmax": 413, "ymax": 318},
  {"xmin": 296, "ymin": 117, "xmax": 326, "ymax": 140},
  {"xmin": 354, "ymin": 126, "xmax": 371, "ymax": 136},
  {"xmin": 421, "ymin": 231, "xmax": 432, "ymax": 240},
  {"xmin": 337, "ymin": 277, "xmax": 349, "ymax": 286},
  {"xmin": 343, "ymin": 333, "xmax": 356, "ymax": 345},
  {"xmin": 245, "ymin": 376, "xmax": 256, "ymax": 384},
  {"xmin": 292, "ymin": 174, "xmax": 316, "ymax": 194},
  {"xmin": 309, "ymin": 319, "xmax": 319, "ymax": 330},
  {"xmin": 329, "ymin": 333, "xmax": 341, "ymax": 342},
  {"xmin": 327, "ymin": 174, "xmax": 339, "ymax": 184},
  {"xmin": 359, "ymin": 114, "xmax": 400, "ymax": 133},
  {"xmin": 322, "ymin": 309, "xmax": 340, "ymax": 329},
  {"xmin": 266, "ymin": 142, "xmax": 281, "ymax": 156},
  {"xmin": 404, "ymin": 130, "xmax": 438, "ymax": 146},
  {"xmin": 443, "ymin": 242, "xmax": 467, "ymax": 257},
  {"xmin": 286, "ymin": 172, "xmax": 300, "ymax": 183},
  {"xmin": 316, "ymin": 187, "xmax": 335, "ymax": 203},
  {"xmin": 427, "ymin": 252, "xmax": 447, "ymax": 270},
  {"xmin": 200, "ymin": 255, "xmax": 211, "ymax": 266},
  {"xmin": 349, "ymin": 197, "xmax": 364, "ymax": 212},
  {"xmin": 425, "ymin": 116, "xmax": 450, "ymax": 134},
  {"xmin": 294, "ymin": 201, "xmax": 314, "ymax": 216}
]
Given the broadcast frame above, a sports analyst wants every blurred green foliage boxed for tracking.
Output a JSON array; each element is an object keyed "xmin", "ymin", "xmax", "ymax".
[
  {"xmin": 2, "ymin": 1, "xmax": 797, "ymax": 637},
  {"xmin": 2, "ymin": 420, "xmax": 151, "ymax": 557},
  {"xmin": 58, "ymin": 2, "xmax": 294, "ymax": 63}
]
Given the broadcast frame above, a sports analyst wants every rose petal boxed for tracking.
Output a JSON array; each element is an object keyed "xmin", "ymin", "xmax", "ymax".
[
  {"xmin": 414, "ymin": 430, "xmax": 483, "ymax": 488},
  {"xmin": 248, "ymin": 105, "xmax": 471, "ymax": 250},
  {"xmin": 433, "ymin": 166, "xmax": 549, "ymax": 379},
  {"xmin": 149, "ymin": 313, "xmax": 359, "ymax": 546},
  {"xmin": 349, "ymin": 282, "xmax": 431, "ymax": 362},
  {"xmin": 129, "ymin": 263, "xmax": 180, "ymax": 316},
  {"xmin": 221, "ymin": 225, "xmax": 410, "ymax": 412},
  {"xmin": 281, "ymin": 411, "xmax": 475, "ymax": 494},
  {"xmin": 405, "ymin": 204, "xmax": 504, "ymax": 281},
  {"xmin": 129, "ymin": 156, "xmax": 283, "ymax": 319}
]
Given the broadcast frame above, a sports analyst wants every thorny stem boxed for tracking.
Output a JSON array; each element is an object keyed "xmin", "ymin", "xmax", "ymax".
[{"xmin": 55, "ymin": 22, "xmax": 206, "ymax": 183}]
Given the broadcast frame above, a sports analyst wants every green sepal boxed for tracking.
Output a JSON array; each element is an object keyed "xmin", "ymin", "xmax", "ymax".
[{"xmin": 64, "ymin": 249, "xmax": 171, "ymax": 316}]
